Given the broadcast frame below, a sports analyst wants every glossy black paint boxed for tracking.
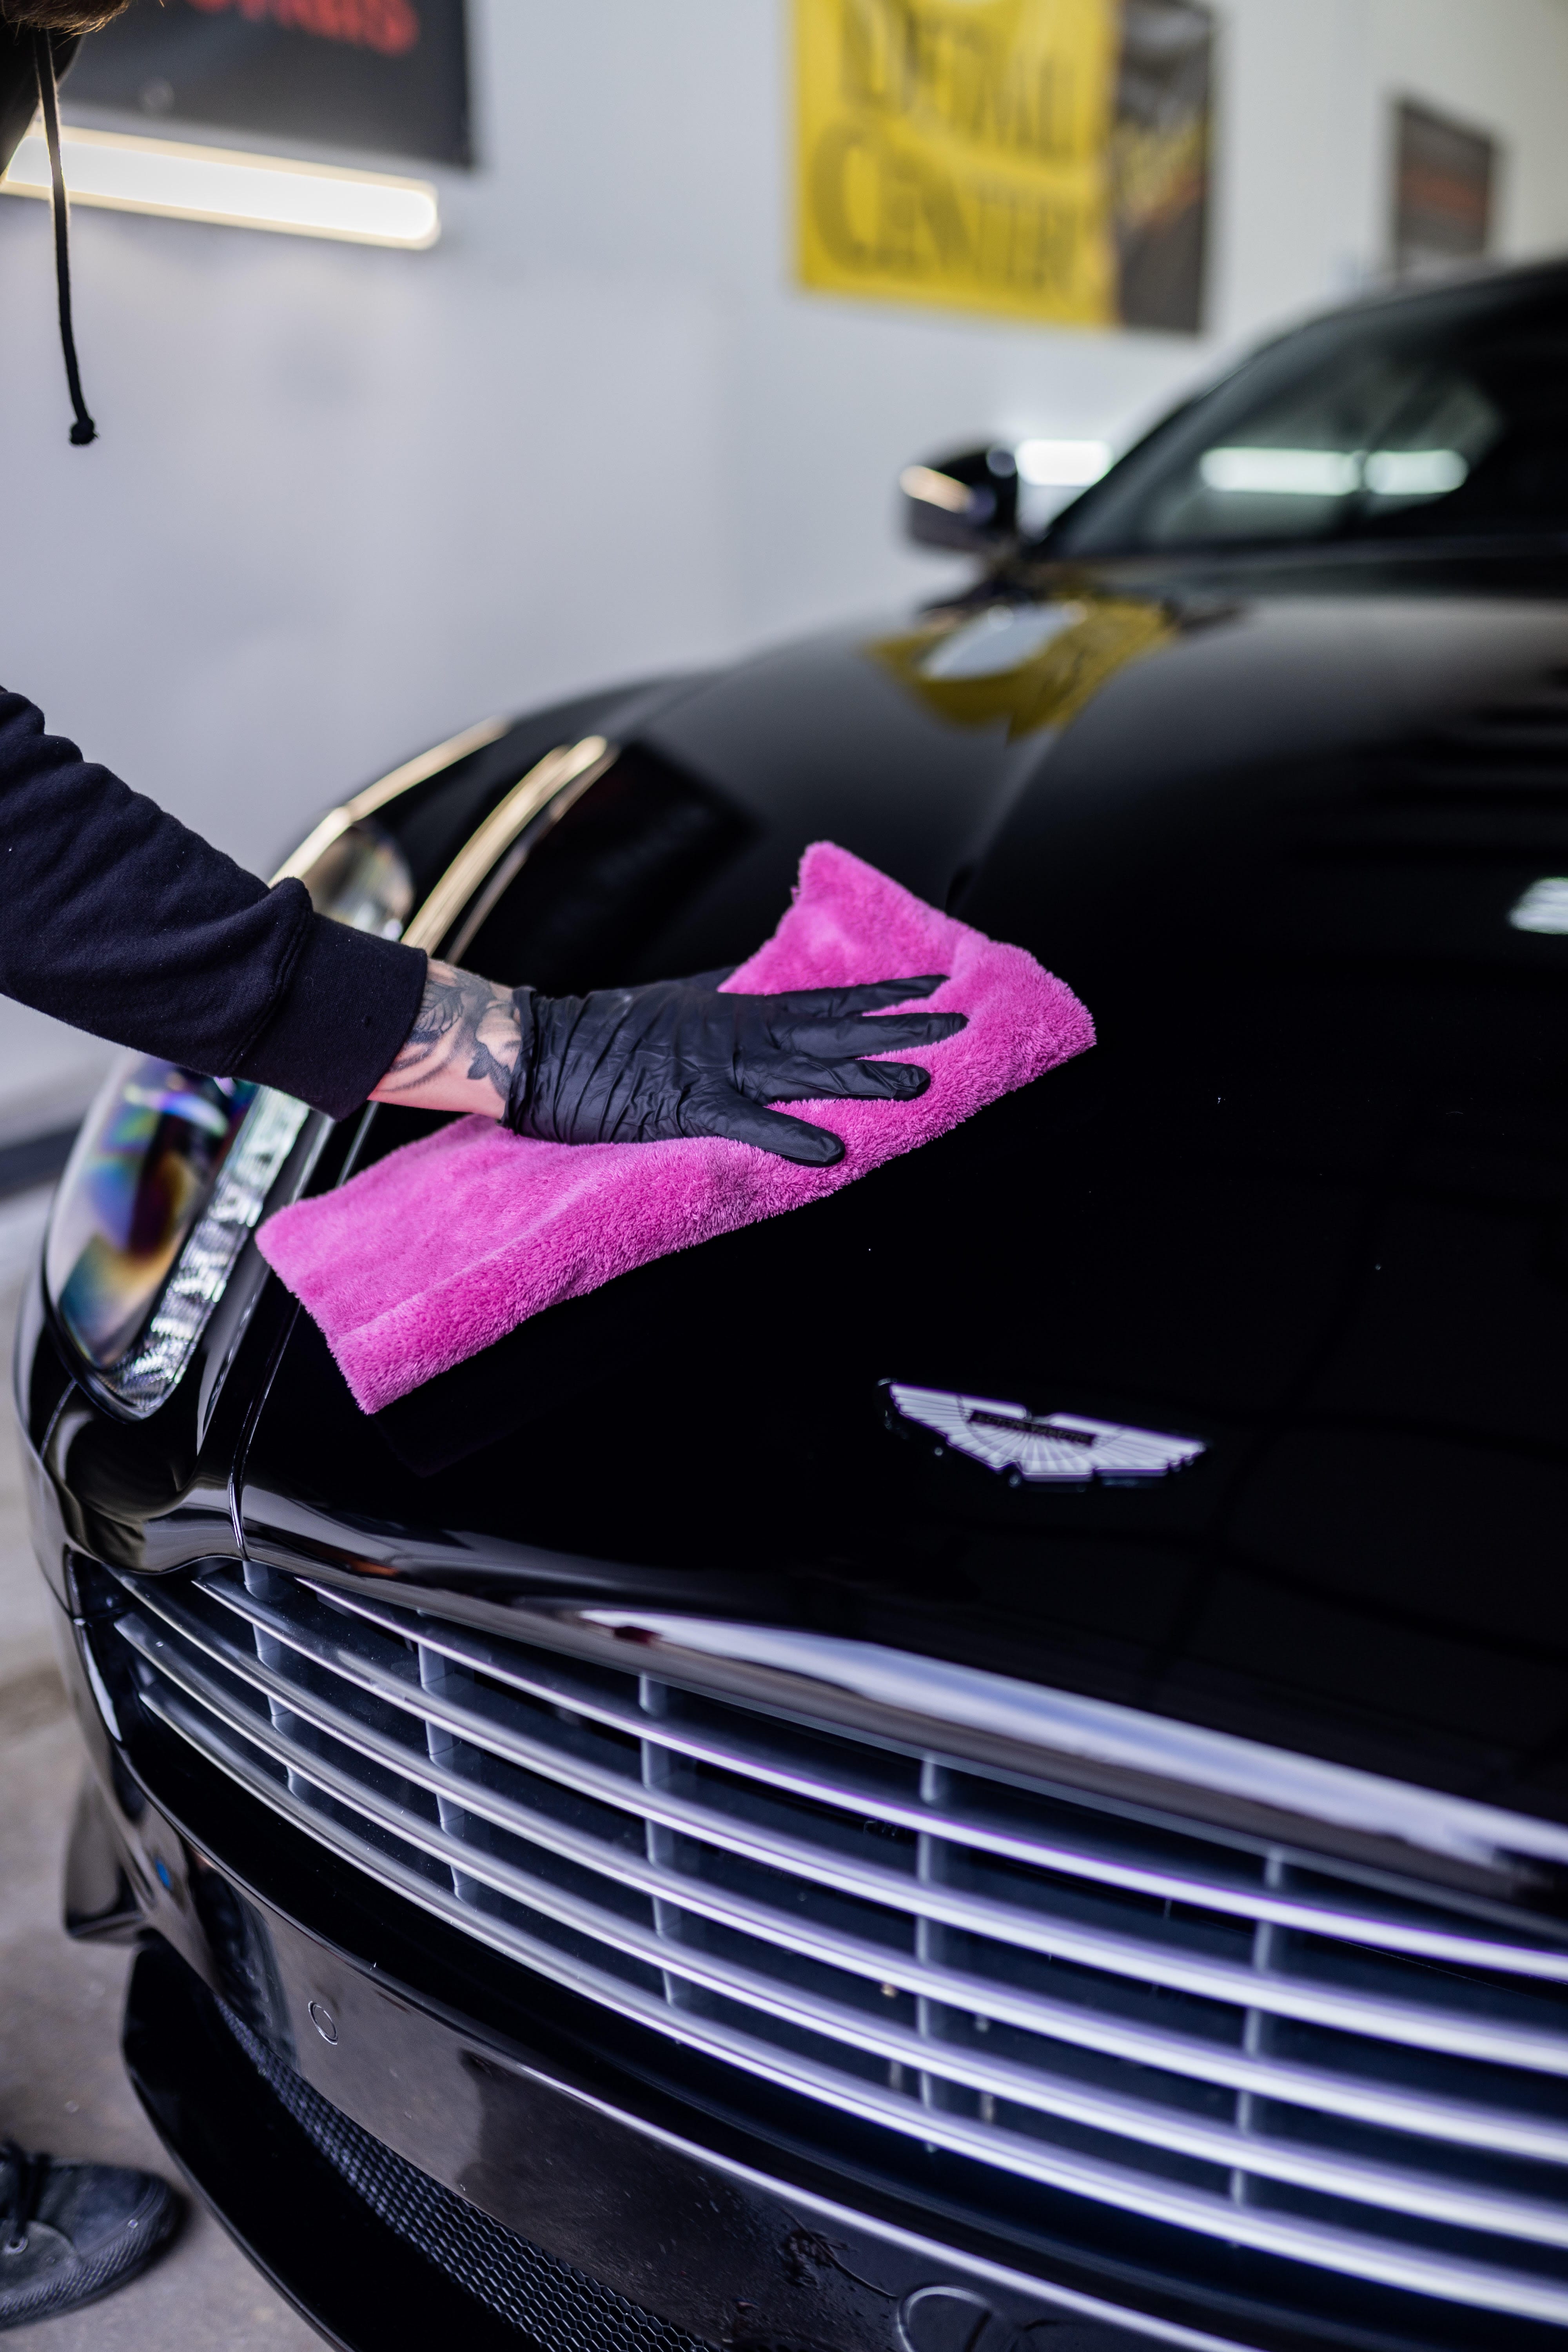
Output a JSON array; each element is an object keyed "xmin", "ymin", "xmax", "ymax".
[{"xmin": 20, "ymin": 266, "xmax": 1568, "ymax": 2352}]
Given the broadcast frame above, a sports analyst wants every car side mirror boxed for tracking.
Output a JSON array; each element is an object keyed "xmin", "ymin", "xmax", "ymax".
[{"xmin": 899, "ymin": 445, "xmax": 1019, "ymax": 555}]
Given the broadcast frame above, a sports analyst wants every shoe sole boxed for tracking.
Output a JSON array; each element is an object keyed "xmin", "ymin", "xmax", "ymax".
[{"xmin": 0, "ymin": 2180, "xmax": 183, "ymax": 2333}]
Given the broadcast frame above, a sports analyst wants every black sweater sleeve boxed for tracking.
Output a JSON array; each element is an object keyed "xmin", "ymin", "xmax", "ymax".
[{"xmin": 0, "ymin": 688, "xmax": 427, "ymax": 1122}]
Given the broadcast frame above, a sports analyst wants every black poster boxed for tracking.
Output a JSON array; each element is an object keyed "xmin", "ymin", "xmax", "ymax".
[
  {"xmin": 64, "ymin": 0, "xmax": 470, "ymax": 168},
  {"xmin": 1112, "ymin": 0, "xmax": 1212, "ymax": 334},
  {"xmin": 1393, "ymin": 99, "xmax": 1495, "ymax": 280}
]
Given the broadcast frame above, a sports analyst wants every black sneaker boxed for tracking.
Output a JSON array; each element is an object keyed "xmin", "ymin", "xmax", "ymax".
[{"xmin": 0, "ymin": 2141, "xmax": 181, "ymax": 2331}]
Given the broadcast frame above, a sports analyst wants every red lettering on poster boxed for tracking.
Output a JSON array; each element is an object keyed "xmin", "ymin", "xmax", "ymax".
[{"xmin": 184, "ymin": 0, "xmax": 420, "ymax": 60}]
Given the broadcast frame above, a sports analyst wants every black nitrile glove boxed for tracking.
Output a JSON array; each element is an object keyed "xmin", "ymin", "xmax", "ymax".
[{"xmin": 503, "ymin": 972, "xmax": 965, "ymax": 1166}]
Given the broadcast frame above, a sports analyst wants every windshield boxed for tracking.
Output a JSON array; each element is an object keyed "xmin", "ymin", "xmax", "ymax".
[{"xmin": 1053, "ymin": 271, "xmax": 1568, "ymax": 556}]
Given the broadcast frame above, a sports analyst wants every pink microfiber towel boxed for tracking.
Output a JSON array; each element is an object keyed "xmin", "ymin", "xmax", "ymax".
[{"xmin": 258, "ymin": 842, "xmax": 1094, "ymax": 1412}]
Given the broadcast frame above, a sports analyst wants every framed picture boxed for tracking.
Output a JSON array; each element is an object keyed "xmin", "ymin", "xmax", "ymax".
[
  {"xmin": 1392, "ymin": 99, "xmax": 1495, "ymax": 280},
  {"xmin": 64, "ymin": 0, "xmax": 471, "ymax": 168},
  {"xmin": 1112, "ymin": 0, "xmax": 1210, "ymax": 332},
  {"xmin": 795, "ymin": 0, "xmax": 1212, "ymax": 334}
]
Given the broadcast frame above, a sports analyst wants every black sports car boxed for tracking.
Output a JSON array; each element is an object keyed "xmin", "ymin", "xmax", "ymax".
[{"xmin": 21, "ymin": 257, "xmax": 1568, "ymax": 2352}]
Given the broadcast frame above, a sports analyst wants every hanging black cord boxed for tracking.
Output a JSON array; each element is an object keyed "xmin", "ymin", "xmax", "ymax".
[{"xmin": 33, "ymin": 29, "xmax": 95, "ymax": 446}]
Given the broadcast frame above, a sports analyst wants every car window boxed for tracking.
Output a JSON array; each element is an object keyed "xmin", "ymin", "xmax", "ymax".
[
  {"xmin": 1129, "ymin": 352, "xmax": 1501, "ymax": 545},
  {"xmin": 1053, "ymin": 281, "xmax": 1568, "ymax": 554}
]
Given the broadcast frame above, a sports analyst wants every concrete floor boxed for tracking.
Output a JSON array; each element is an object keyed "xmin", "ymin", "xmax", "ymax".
[{"xmin": 0, "ymin": 1220, "xmax": 320, "ymax": 2349}]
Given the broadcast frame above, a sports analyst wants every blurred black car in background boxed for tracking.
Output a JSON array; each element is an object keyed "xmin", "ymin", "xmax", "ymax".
[{"xmin": 21, "ymin": 258, "xmax": 1568, "ymax": 2352}]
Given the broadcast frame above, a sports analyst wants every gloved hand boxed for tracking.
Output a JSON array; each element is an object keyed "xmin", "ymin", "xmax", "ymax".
[{"xmin": 503, "ymin": 972, "xmax": 965, "ymax": 1165}]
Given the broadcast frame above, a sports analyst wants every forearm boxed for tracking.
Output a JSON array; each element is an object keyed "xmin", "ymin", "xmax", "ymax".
[
  {"xmin": 0, "ymin": 686, "xmax": 424, "ymax": 1118},
  {"xmin": 370, "ymin": 960, "xmax": 521, "ymax": 1119}
]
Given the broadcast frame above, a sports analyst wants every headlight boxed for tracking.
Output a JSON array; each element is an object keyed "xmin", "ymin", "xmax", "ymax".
[{"xmin": 46, "ymin": 1063, "xmax": 309, "ymax": 1416}]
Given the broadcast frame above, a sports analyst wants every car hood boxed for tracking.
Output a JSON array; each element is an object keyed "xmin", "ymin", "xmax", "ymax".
[{"xmin": 238, "ymin": 559, "xmax": 1568, "ymax": 1828}]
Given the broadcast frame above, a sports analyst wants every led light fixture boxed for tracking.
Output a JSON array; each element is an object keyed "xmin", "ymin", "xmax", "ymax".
[
  {"xmin": 2, "ymin": 124, "xmax": 438, "ymax": 249},
  {"xmin": 1198, "ymin": 447, "xmax": 1468, "ymax": 499},
  {"xmin": 1509, "ymin": 877, "xmax": 1568, "ymax": 935},
  {"xmin": 1200, "ymin": 448, "xmax": 1361, "ymax": 497},
  {"xmin": 1362, "ymin": 448, "xmax": 1468, "ymax": 496}
]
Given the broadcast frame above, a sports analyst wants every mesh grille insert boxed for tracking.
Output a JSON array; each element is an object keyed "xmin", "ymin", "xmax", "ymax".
[{"xmin": 220, "ymin": 1995, "xmax": 714, "ymax": 2352}]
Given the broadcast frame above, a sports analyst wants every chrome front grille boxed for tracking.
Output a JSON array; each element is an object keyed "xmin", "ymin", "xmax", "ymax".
[{"xmin": 107, "ymin": 1561, "xmax": 1568, "ymax": 2326}]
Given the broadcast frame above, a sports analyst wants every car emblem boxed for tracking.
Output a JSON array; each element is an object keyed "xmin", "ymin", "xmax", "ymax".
[{"xmin": 886, "ymin": 1383, "xmax": 1205, "ymax": 1485}]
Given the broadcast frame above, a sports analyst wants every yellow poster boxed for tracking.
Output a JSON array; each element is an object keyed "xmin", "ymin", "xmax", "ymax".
[{"xmin": 795, "ymin": 0, "xmax": 1119, "ymax": 328}]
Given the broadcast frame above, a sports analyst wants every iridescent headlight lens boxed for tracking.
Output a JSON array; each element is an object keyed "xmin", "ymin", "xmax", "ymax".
[{"xmin": 46, "ymin": 1059, "xmax": 308, "ymax": 1415}]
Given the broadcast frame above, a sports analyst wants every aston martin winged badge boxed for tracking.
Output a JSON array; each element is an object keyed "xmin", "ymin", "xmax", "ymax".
[{"xmin": 885, "ymin": 1384, "xmax": 1205, "ymax": 1485}]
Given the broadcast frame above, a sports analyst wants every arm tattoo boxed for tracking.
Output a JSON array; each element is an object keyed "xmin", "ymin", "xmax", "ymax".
[{"xmin": 370, "ymin": 960, "xmax": 521, "ymax": 1119}]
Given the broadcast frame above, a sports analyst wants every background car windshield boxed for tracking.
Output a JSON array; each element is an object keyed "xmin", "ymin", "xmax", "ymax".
[{"xmin": 1053, "ymin": 280, "xmax": 1568, "ymax": 555}]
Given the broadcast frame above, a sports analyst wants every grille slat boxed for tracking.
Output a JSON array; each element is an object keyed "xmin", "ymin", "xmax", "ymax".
[
  {"xmin": 109, "ymin": 1562, "xmax": 1568, "ymax": 2326},
  {"xmin": 639, "ymin": 1675, "xmax": 688, "ymax": 2011},
  {"xmin": 201, "ymin": 1568, "xmax": 1568, "ymax": 1985}
]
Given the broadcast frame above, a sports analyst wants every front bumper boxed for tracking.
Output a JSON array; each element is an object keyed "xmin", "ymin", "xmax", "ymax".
[{"xmin": 54, "ymin": 1604, "xmax": 1178, "ymax": 2352}]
